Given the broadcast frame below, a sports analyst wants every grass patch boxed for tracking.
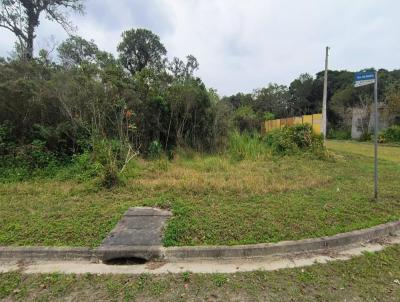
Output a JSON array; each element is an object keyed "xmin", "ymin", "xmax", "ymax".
[
  {"xmin": 228, "ymin": 131, "xmax": 270, "ymax": 161},
  {"xmin": 0, "ymin": 140, "xmax": 399, "ymax": 247},
  {"xmin": 327, "ymin": 140, "xmax": 400, "ymax": 164},
  {"xmin": 1, "ymin": 244, "xmax": 400, "ymax": 301}
]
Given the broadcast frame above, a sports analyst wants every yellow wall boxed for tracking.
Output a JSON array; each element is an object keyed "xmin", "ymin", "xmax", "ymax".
[
  {"xmin": 263, "ymin": 113, "xmax": 322, "ymax": 135},
  {"xmin": 312, "ymin": 114, "xmax": 322, "ymax": 134}
]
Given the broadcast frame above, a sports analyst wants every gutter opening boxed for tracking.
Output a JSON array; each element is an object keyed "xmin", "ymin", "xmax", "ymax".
[{"xmin": 103, "ymin": 257, "xmax": 147, "ymax": 265}]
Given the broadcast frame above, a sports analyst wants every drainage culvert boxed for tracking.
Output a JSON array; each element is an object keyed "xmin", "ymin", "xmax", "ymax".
[{"xmin": 97, "ymin": 207, "xmax": 171, "ymax": 262}]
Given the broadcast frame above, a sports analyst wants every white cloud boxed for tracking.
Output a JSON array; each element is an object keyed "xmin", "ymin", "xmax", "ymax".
[{"xmin": 1, "ymin": 0, "xmax": 399, "ymax": 95}]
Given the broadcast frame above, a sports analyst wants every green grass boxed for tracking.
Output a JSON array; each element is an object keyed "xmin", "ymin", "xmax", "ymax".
[
  {"xmin": 1, "ymin": 244, "xmax": 400, "ymax": 301},
  {"xmin": 0, "ymin": 140, "xmax": 399, "ymax": 247},
  {"xmin": 327, "ymin": 139, "xmax": 400, "ymax": 163}
]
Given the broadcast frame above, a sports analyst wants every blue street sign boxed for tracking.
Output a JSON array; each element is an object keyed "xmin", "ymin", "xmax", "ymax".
[{"xmin": 355, "ymin": 71, "xmax": 376, "ymax": 87}]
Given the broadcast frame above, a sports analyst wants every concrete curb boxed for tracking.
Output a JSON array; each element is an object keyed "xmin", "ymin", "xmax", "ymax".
[
  {"xmin": 0, "ymin": 247, "xmax": 93, "ymax": 261},
  {"xmin": 163, "ymin": 220, "xmax": 400, "ymax": 260},
  {"xmin": 1, "ymin": 220, "xmax": 399, "ymax": 262}
]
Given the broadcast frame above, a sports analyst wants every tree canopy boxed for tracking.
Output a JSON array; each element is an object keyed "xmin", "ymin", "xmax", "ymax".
[
  {"xmin": 117, "ymin": 28, "xmax": 167, "ymax": 75},
  {"xmin": 0, "ymin": 0, "xmax": 84, "ymax": 59}
]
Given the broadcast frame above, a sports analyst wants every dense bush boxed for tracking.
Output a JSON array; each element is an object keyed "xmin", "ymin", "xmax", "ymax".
[
  {"xmin": 327, "ymin": 128, "xmax": 351, "ymax": 140},
  {"xmin": 0, "ymin": 121, "xmax": 15, "ymax": 156},
  {"xmin": 0, "ymin": 137, "xmax": 59, "ymax": 182},
  {"xmin": 0, "ymin": 32, "xmax": 229, "ymax": 172},
  {"xmin": 379, "ymin": 125, "xmax": 400, "ymax": 143},
  {"xmin": 359, "ymin": 132, "xmax": 372, "ymax": 142},
  {"xmin": 232, "ymin": 106, "xmax": 260, "ymax": 133},
  {"xmin": 148, "ymin": 140, "xmax": 163, "ymax": 159},
  {"xmin": 101, "ymin": 162, "xmax": 120, "ymax": 189},
  {"xmin": 56, "ymin": 152, "xmax": 102, "ymax": 182},
  {"xmin": 264, "ymin": 124, "xmax": 325, "ymax": 156}
]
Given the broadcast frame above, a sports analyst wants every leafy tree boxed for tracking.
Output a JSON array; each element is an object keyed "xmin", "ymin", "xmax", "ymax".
[
  {"xmin": 289, "ymin": 73, "xmax": 315, "ymax": 115},
  {"xmin": 164, "ymin": 79, "xmax": 213, "ymax": 149},
  {"xmin": 117, "ymin": 28, "xmax": 167, "ymax": 75},
  {"xmin": 168, "ymin": 57, "xmax": 185, "ymax": 78},
  {"xmin": 233, "ymin": 105, "xmax": 259, "ymax": 133},
  {"xmin": 168, "ymin": 54, "xmax": 199, "ymax": 80},
  {"xmin": 330, "ymin": 86, "xmax": 356, "ymax": 125},
  {"xmin": 385, "ymin": 81, "xmax": 400, "ymax": 124},
  {"xmin": 0, "ymin": 0, "xmax": 84, "ymax": 60},
  {"xmin": 58, "ymin": 35, "xmax": 99, "ymax": 67},
  {"xmin": 253, "ymin": 84, "xmax": 290, "ymax": 119},
  {"xmin": 221, "ymin": 93, "xmax": 252, "ymax": 110}
]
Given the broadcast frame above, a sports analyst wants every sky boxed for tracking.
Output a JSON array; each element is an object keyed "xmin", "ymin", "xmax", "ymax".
[{"xmin": 1, "ymin": 0, "xmax": 399, "ymax": 96}]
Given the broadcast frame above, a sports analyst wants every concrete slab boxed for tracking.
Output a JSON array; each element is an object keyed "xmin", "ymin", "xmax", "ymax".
[
  {"xmin": 103, "ymin": 229, "xmax": 162, "ymax": 246},
  {"xmin": 97, "ymin": 207, "xmax": 171, "ymax": 261},
  {"xmin": 116, "ymin": 217, "xmax": 166, "ymax": 230},
  {"xmin": 124, "ymin": 207, "xmax": 171, "ymax": 217}
]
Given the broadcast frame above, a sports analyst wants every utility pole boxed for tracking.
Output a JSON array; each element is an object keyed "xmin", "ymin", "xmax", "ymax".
[
  {"xmin": 374, "ymin": 70, "xmax": 379, "ymax": 200},
  {"xmin": 322, "ymin": 46, "xmax": 330, "ymax": 141}
]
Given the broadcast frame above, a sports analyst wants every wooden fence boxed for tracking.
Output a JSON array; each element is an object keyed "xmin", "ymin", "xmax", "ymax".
[{"xmin": 262, "ymin": 113, "xmax": 322, "ymax": 134}]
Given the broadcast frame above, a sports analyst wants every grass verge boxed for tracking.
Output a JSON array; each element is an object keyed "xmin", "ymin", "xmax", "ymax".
[
  {"xmin": 327, "ymin": 140, "xmax": 400, "ymax": 163},
  {"xmin": 1, "ymin": 245, "xmax": 400, "ymax": 301}
]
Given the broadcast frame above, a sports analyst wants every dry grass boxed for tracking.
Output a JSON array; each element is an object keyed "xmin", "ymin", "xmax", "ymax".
[{"xmin": 133, "ymin": 156, "xmax": 333, "ymax": 195}]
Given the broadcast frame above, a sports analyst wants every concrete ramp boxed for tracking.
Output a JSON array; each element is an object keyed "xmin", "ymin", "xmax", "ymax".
[{"xmin": 97, "ymin": 207, "xmax": 171, "ymax": 261}]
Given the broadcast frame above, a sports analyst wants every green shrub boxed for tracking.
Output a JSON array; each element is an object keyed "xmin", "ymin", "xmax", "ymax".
[
  {"xmin": 91, "ymin": 138, "xmax": 126, "ymax": 188},
  {"xmin": 233, "ymin": 106, "xmax": 260, "ymax": 133},
  {"xmin": 56, "ymin": 152, "xmax": 102, "ymax": 182},
  {"xmin": 327, "ymin": 128, "xmax": 351, "ymax": 140},
  {"xmin": 18, "ymin": 140, "xmax": 58, "ymax": 169},
  {"xmin": 228, "ymin": 131, "xmax": 268, "ymax": 161},
  {"xmin": 264, "ymin": 124, "xmax": 325, "ymax": 156},
  {"xmin": 0, "ymin": 140, "xmax": 60, "ymax": 177},
  {"xmin": 359, "ymin": 132, "xmax": 371, "ymax": 142},
  {"xmin": 379, "ymin": 125, "xmax": 400, "ymax": 143},
  {"xmin": 148, "ymin": 140, "xmax": 163, "ymax": 159},
  {"xmin": 264, "ymin": 112, "xmax": 275, "ymax": 121},
  {"xmin": 0, "ymin": 121, "xmax": 15, "ymax": 156},
  {"xmin": 0, "ymin": 159, "xmax": 30, "ymax": 182},
  {"xmin": 101, "ymin": 162, "xmax": 121, "ymax": 189},
  {"xmin": 92, "ymin": 138, "xmax": 125, "ymax": 167}
]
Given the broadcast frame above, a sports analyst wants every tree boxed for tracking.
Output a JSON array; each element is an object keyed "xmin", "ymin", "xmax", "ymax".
[
  {"xmin": 221, "ymin": 93, "xmax": 252, "ymax": 110},
  {"xmin": 168, "ymin": 55, "xmax": 199, "ymax": 80},
  {"xmin": 385, "ymin": 81, "xmax": 400, "ymax": 124},
  {"xmin": 0, "ymin": 0, "xmax": 84, "ymax": 60},
  {"xmin": 58, "ymin": 35, "xmax": 99, "ymax": 67},
  {"xmin": 289, "ymin": 73, "xmax": 315, "ymax": 115},
  {"xmin": 233, "ymin": 105, "xmax": 259, "ymax": 133},
  {"xmin": 330, "ymin": 86, "xmax": 356, "ymax": 127},
  {"xmin": 253, "ymin": 84, "xmax": 290, "ymax": 119},
  {"xmin": 117, "ymin": 28, "xmax": 167, "ymax": 75}
]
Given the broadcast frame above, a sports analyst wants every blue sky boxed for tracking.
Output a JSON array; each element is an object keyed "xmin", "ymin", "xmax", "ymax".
[{"xmin": 1, "ymin": 0, "xmax": 399, "ymax": 96}]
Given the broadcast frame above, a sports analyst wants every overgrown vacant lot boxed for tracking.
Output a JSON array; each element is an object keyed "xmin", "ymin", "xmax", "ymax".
[{"xmin": 0, "ymin": 141, "xmax": 399, "ymax": 247}]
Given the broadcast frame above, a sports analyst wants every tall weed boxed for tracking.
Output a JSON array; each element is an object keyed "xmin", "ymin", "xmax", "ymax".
[{"xmin": 228, "ymin": 131, "xmax": 269, "ymax": 161}]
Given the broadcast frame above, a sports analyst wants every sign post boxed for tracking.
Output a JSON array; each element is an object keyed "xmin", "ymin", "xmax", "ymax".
[
  {"xmin": 373, "ymin": 70, "xmax": 378, "ymax": 200},
  {"xmin": 354, "ymin": 70, "xmax": 378, "ymax": 200}
]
